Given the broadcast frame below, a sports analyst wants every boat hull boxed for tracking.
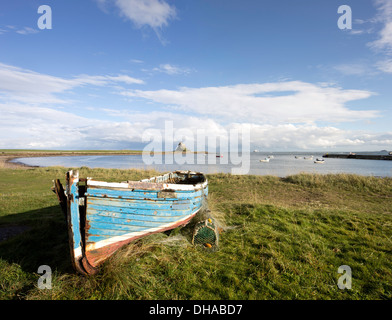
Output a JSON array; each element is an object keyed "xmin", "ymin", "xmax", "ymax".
[{"xmin": 55, "ymin": 170, "xmax": 208, "ymax": 275}]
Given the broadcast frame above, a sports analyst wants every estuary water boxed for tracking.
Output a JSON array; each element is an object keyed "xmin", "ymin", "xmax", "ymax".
[{"xmin": 11, "ymin": 152, "xmax": 392, "ymax": 177}]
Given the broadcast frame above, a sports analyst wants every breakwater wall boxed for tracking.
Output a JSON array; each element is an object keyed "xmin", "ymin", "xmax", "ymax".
[{"xmin": 323, "ymin": 153, "xmax": 392, "ymax": 160}]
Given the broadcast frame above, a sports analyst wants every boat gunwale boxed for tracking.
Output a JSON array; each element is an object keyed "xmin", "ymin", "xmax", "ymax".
[{"xmin": 87, "ymin": 176, "xmax": 208, "ymax": 192}]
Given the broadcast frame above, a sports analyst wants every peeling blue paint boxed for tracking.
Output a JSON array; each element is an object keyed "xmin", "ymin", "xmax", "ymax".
[{"xmin": 58, "ymin": 170, "xmax": 208, "ymax": 274}]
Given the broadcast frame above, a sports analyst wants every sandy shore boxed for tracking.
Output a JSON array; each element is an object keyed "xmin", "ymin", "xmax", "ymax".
[
  {"xmin": 0, "ymin": 151, "xmax": 193, "ymax": 169},
  {"xmin": 0, "ymin": 151, "xmax": 145, "ymax": 169},
  {"xmin": 0, "ymin": 152, "xmax": 136, "ymax": 169},
  {"xmin": 0, "ymin": 155, "xmax": 36, "ymax": 169}
]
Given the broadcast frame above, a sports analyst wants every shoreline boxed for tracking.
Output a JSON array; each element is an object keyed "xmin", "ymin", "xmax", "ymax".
[
  {"xmin": 0, "ymin": 150, "xmax": 207, "ymax": 169},
  {"xmin": 0, "ymin": 155, "xmax": 36, "ymax": 169},
  {"xmin": 0, "ymin": 151, "xmax": 140, "ymax": 169},
  {"xmin": 2, "ymin": 151, "xmax": 392, "ymax": 178}
]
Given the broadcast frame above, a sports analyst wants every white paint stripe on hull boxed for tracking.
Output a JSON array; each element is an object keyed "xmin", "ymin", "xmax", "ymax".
[
  {"xmin": 87, "ymin": 180, "xmax": 208, "ymax": 191},
  {"xmin": 74, "ymin": 246, "xmax": 82, "ymax": 259}
]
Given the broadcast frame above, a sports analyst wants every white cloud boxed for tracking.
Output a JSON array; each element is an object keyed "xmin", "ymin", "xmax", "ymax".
[
  {"xmin": 0, "ymin": 103, "xmax": 90, "ymax": 148},
  {"xmin": 248, "ymin": 124, "xmax": 367, "ymax": 150},
  {"xmin": 153, "ymin": 64, "xmax": 191, "ymax": 75},
  {"xmin": 368, "ymin": 0, "xmax": 392, "ymax": 53},
  {"xmin": 0, "ymin": 25, "xmax": 39, "ymax": 36},
  {"xmin": 95, "ymin": 0, "xmax": 177, "ymax": 43},
  {"xmin": 349, "ymin": 1, "xmax": 392, "ymax": 74},
  {"xmin": 16, "ymin": 27, "xmax": 39, "ymax": 35},
  {"xmin": 370, "ymin": 21, "xmax": 392, "ymax": 53},
  {"xmin": 349, "ymin": 29, "xmax": 365, "ymax": 35},
  {"xmin": 74, "ymin": 74, "xmax": 145, "ymax": 86},
  {"xmin": 114, "ymin": 0, "xmax": 176, "ymax": 29},
  {"xmin": 0, "ymin": 102, "xmax": 390, "ymax": 151},
  {"xmin": 0, "ymin": 64, "xmax": 385, "ymax": 151},
  {"xmin": 121, "ymin": 81, "xmax": 378, "ymax": 124},
  {"xmin": 96, "ymin": 0, "xmax": 176, "ymax": 30},
  {"xmin": 0, "ymin": 63, "xmax": 144, "ymax": 104},
  {"xmin": 0, "ymin": 102, "xmax": 144, "ymax": 149},
  {"xmin": 375, "ymin": 59, "xmax": 392, "ymax": 73},
  {"xmin": 334, "ymin": 63, "xmax": 370, "ymax": 76},
  {"xmin": 130, "ymin": 59, "xmax": 144, "ymax": 64}
]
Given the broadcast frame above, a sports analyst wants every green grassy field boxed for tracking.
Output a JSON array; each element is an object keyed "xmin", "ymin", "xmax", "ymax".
[{"xmin": 0, "ymin": 166, "xmax": 391, "ymax": 300}]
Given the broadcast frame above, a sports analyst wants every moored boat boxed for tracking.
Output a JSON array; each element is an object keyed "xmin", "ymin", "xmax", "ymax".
[
  {"xmin": 259, "ymin": 158, "xmax": 270, "ymax": 163},
  {"xmin": 314, "ymin": 158, "xmax": 325, "ymax": 164},
  {"xmin": 53, "ymin": 170, "xmax": 208, "ymax": 275}
]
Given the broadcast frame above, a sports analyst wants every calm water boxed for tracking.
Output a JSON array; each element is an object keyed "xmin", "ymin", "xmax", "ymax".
[{"xmin": 12, "ymin": 152, "xmax": 392, "ymax": 177}]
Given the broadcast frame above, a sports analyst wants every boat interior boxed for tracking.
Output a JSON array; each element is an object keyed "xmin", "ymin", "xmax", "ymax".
[{"xmin": 140, "ymin": 171, "xmax": 206, "ymax": 185}]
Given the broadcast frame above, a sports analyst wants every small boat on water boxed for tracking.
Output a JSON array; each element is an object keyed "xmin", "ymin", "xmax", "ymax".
[
  {"xmin": 53, "ymin": 170, "xmax": 208, "ymax": 275},
  {"xmin": 304, "ymin": 156, "xmax": 314, "ymax": 160},
  {"xmin": 259, "ymin": 158, "xmax": 270, "ymax": 163},
  {"xmin": 216, "ymin": 154, "xmax": 223, "ymax": 158},
  {"xmin": 314, "ymin": 158, "xmax": 325, "ymax": 164}
]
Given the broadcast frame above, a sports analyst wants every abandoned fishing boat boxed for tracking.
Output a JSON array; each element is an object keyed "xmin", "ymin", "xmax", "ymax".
[{"xmin": 53, "ymin": 170, "xmax": 208, "ymax": 275}]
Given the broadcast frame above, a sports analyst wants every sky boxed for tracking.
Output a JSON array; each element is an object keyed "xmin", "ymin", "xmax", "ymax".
[{"xmin": 0, "ymin": 0, "xmax": 392, "ymax": 151}]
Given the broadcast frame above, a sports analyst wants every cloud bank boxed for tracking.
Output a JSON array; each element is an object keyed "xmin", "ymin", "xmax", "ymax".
[
  {"xmin": 0, "ymin": 63, "xmax": 387, "ymax": 151},
  {"xmin": 122, "ymin": 81, "xmax": 378, "ymax": 124},
  {"xmin": 0, "ymin": 63, "xmax": 144, "ymax": 104}
]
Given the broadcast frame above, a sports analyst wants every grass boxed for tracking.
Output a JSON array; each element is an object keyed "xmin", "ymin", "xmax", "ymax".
[{"xmin": 0, "ymin": 167, "xmax": 391, "ymax": 300}]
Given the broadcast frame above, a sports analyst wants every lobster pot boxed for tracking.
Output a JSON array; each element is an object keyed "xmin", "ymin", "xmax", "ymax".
[{"xmin": 192, "ymin": 219, "xmax": 219, "ymax": 251}]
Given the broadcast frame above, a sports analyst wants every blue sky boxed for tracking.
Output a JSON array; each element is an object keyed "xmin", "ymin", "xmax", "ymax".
[{"xmin": 0, "ymin": 0, "xmax": 392, "ymax": 151}]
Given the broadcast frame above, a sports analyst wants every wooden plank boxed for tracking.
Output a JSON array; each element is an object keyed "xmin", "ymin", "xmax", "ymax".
[
  {"xmin": 86, "ymin": 196, "xmax": 190, "ymax": 210},
  {"xmin": 85, "ymin": 187, "xmax": 204, "ymax": 200}
]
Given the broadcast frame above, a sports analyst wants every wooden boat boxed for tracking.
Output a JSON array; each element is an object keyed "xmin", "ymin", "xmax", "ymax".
[{"xmin": 53, "ymin": 170, "xmax": 208, "ymax": 275}]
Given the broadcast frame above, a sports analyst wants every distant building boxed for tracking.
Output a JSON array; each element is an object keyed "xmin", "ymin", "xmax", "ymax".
[{"xmin": 175, "ymin": 142, "xmax": 187, "ymax": 152}]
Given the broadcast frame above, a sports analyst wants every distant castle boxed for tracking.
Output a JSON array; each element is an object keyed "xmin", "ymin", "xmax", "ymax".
[{"xmin": 174, "ymin": 142, "xmax": 187, "ymax": 152}]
